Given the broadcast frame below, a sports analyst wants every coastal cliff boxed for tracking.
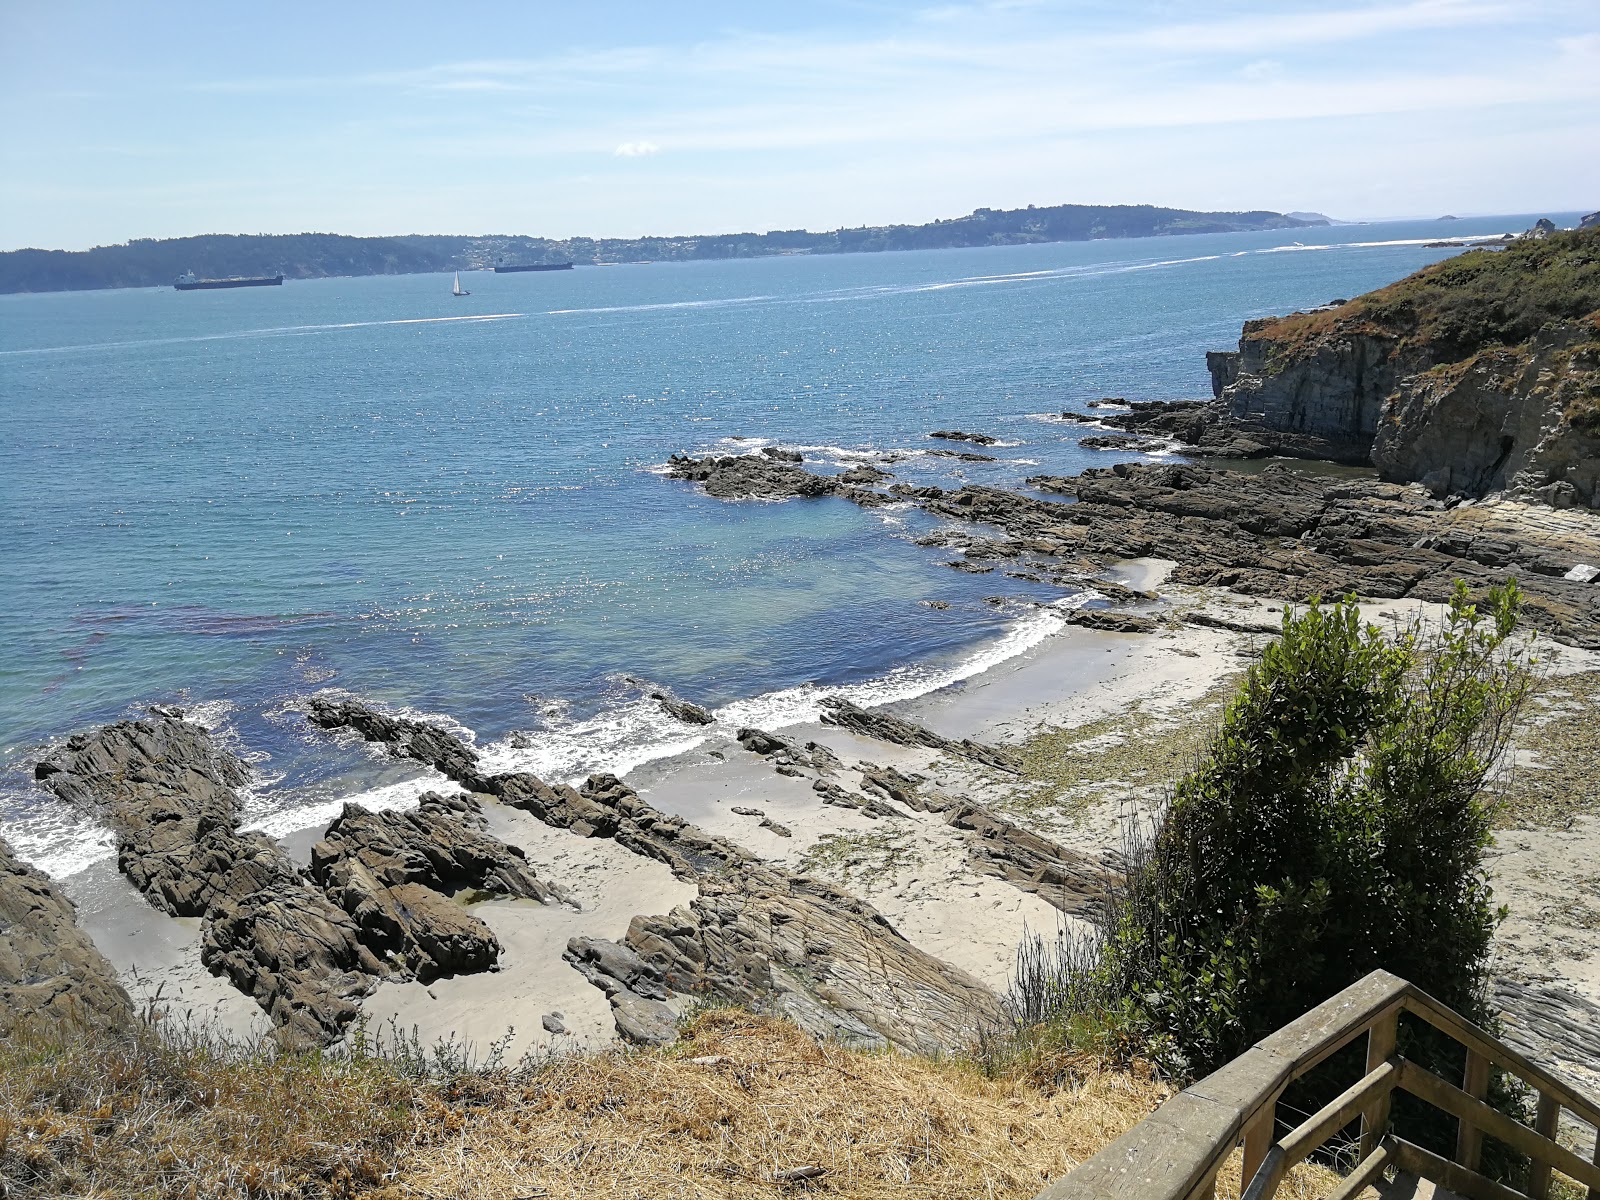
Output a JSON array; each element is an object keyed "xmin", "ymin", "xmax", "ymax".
[{"xmin": 1191, "ymin": 222, "xmax": 1600, "ymax": 505}]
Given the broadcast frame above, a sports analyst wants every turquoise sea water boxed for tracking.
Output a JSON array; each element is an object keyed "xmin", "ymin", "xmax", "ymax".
[{"xmin": 1, "ymin": 214, "xmax": 1572, "ymax": 873}]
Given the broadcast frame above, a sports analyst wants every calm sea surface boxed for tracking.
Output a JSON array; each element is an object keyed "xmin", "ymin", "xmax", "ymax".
[{"xmin": 1, "ymin": 214, "xmax": 1569, "ymax": 874}]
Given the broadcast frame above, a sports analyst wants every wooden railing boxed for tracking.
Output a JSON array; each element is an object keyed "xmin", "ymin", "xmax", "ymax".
[{"xmin": 1035, "ymin": 970, "xmax": 1600, "ymax": 1200}]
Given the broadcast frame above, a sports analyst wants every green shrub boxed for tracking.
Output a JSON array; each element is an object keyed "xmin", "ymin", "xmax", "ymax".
[{"xmin": 1080, "ymin": 583, "xmax": 1531, "ymax": 1077}]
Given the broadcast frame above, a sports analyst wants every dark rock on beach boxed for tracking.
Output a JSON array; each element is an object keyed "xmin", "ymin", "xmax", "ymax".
[
  {"xmin": 308, "ymin": 697, "xmax": 1005, "ymax": 1053},
  {"xmin": 1, "ymin": 836, "xmax": 134, "ymax": 1034},
  {"xmin": 652, "ymin": 691, "xmax": 717, "ymax": 725},
  {"xmin": 819, "ymin": 698, "xmax": 1021, "ymax": 774},
  {"xmin": 309, "ymin": 791, "xmax": 569, "ymax": 982},
  {"xmin": 35, "ymin": 716, "xmax": 385, "ymax": 1048}
]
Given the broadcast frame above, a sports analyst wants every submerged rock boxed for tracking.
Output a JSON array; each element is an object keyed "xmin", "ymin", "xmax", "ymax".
[
  {"xmin": 928, "ymin": 430, "xmax": 999, "ymax": 445},
  {"xmin": 0, "ymin": 836, "xmax": 133, "ymax": 1035}
]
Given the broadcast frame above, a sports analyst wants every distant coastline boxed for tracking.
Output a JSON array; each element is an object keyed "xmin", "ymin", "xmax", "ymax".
[{"xmin": 0, "ymin": 201, "xmax": 1328, "ymax": 294}]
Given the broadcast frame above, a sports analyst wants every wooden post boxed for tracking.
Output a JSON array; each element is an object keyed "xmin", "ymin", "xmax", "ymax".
[
  {"xmin": 1361, "ymin": 1011, "xmax": 1399, "ymax": 1160},
  {"xmin": 1242, "ymin": 1105, "xmax": 1275, "ymax": 1197},
  {"xmin": 1527, "ymin": 1091, "xmax": 1560, "ymax": 1199},
  {"xmin": 1456, "ymin": 1049, "xmax": 1490, "ymax": 1171}
]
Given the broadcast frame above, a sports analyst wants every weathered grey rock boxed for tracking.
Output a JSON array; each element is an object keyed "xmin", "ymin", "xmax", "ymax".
[
  {"xmin": 663, "ymin": 452, "xmax": 892, "ymax": 506},
  {"xmin": 760, "ymin": 446, "xmax": 803, "ymax": 462},
  {"xmin": 1061, "ymin": 608, "xmax": 1160, "ymax": 634},
  {"xmin": 1373, "ymin": 323, "xmax": 1600, "ymax": 508},
  {"xmin": 0, "ymin": 836, "xmax": 134, "ymax": 1035},
  {"xmin": 310, "ymin": 700, "xmax": 1004, "ymax": 1053},
  {"xmin": 309, "ymin": 791, "xmax": 568, "ymax": 981},
  {"xmin": 541, "ymin": 1011, "xmax": 567, "ymax": 1035},
  {"xmin": 35, "ymin": 716, "xmax": 385, "ymax": 1049},
  {"xmin": 1494, "ymin": 977, "xmax": 1600, "ymax": 1081},
  {"xmin": 818, "ymin": 698, "xmax": 1021, "ymax": 773},
  {"xmin": 857, "ymin": 768, "xmax": 1111, "ymax": 917}
]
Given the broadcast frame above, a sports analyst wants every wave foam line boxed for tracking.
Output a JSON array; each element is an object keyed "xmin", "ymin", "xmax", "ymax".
[{"xmin": 1, "ymin": 313, "xmax": 527, "ymax": 357}]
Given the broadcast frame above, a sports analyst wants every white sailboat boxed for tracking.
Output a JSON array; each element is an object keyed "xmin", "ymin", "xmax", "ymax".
[{"xmin": 452, "ymin": 271, "xmax": 471, "ymax": 297}]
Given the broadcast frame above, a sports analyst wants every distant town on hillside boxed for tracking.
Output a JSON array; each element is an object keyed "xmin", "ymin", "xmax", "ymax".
[{"xmin": 0, "ymin": 202, "xmax": 1331, "ymax": 294}]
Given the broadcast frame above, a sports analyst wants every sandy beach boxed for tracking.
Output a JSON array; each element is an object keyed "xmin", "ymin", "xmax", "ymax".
[{"xmin": 43, "ymin": 565, "xmax": 1600, "ymax": 1071}]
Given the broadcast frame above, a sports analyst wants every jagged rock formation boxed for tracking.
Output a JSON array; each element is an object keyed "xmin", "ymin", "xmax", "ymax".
[
  {"xmin": 305, "ymin": 697, "xmax": 1005, "ymax": 1052},
  {"xmin": 857, "ymin": 768, "xmax": 1110, "ymax": 917},
  {"xmin": 34, "ymin": 715, "xmax": 563, "ymax": 1047},
  {"xmin": 309, "ymin": 792, "xmax": 570, "ymax": 982},
  {"xmin": 664, "ymin": 452, "xmax": 890, "ymax": 506},
  {"xmin": 0, "ymin": 836, "xmax": 133, "ymax": 1034},
  {"xmin": 663, "ymin": 448, "xmax": 1600, "ymax": 647},
  {"xmin": 1494, "ymin": 978, "xmax": 1600, "ymax": 1083},
  {"xmin": 652, "ymin": 691, "xmax": 716, "ymax": 725},
  {"xmin": 35, "ymin": 718, "xmax": 385, "ymax": 1048}
]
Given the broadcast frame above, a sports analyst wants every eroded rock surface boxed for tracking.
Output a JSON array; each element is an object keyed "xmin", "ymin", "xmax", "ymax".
[
  {"xmin": 35, "ymin": 717, "xmax": 383, "ymax": 1048},
  {"xmin": 819, "ymin": 698, "xmax": 1021, "ymax": 774},
  {"xmin": 0, "ymin": 836, "xmax": 133, "ymax": 1035},
  {"xmin": 309, "ymin": 791, "xmax": 570, "ymax": 982}
]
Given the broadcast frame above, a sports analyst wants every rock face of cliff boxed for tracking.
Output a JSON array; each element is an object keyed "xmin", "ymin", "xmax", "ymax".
[
  {"xmin": 1200, "ymin": 224, "xmax": 1600, "ymax": 505},
  {"xmin": 1373, "ymin": 321, "xmax": 1600, "ymax": 506}
]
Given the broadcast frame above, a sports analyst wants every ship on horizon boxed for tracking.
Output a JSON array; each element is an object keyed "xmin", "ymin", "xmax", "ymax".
[
  {"xmin": 491, "ymin": 261, "xmax": 575, "ymax": 273},
  {"xmin": 174, "ymin": 271, "xmax": 283, "ymax": 291}
]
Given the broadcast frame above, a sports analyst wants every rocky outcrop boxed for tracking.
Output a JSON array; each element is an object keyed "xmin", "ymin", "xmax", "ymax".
[
  {"xmin": 652, "ymin": 691, "xmax": 716, "ymax": 725},
  {"xmin": 1071, "ymin": 400, "xmax": 1271, "ymax": 459},
  {"xmin": 1374, "ymin": 322, "xmax": 1600, "ymax": 508},
  {"xmin": 818, "ymin": 698, "xmax": 1021, "ymax": 773},
  {"xmin": 309, "ymin": 791, "xmax": 569, "ymax": 982},
  {"xmin": 857, "ymin": 769, "xmax": 1111, "ymax": 917},
  {"xmin": 1191, "ymin": 224, "xmax": 1600, "ymax": 496},
  {"xmin": 34, "ymin": 714, "xmax": 564, "ymax": 1046},
  {"xmin": 929, "ymin": 430, "xmax": 998, "ymax": 445},
  {"xmin": 306, "ymin": 697, "xmax": 1006, "ymax": 1052},
  {"xmin": 35, "ymin": 716, "xmax": 385, "ymax": 1048},
  {"xmin": 917, "ymin": 462, "xmax": 1600, "ymax": 648},
  {"xmin": 664, "ymin": 451, "xmax": 897, "ymax": 506},
  {"xmin": 0, "ymin": 836, "xmax": 133, "ymax": 1035}
]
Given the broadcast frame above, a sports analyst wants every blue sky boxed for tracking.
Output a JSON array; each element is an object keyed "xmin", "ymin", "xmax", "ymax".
[{"xmin": 2, "ymin": 0, "xmax": 1597, "ymax": 249}]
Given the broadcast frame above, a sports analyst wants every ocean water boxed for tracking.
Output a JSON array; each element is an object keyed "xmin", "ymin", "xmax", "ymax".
[{"xmin": 1, "ymin": 214, "xmax": 1570, "ymax": 875}]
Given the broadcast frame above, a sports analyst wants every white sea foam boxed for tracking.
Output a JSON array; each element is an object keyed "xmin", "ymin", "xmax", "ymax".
[
  {"xmin": 475, "ymin": 697, "xmax": 710, "ymax": 784},
  {"xmin": 0, "ymin": 806, "xmax": 117, "ymax": 879},
  {"xmin": 546, "ymin": 296, "xmax": 775, "ymax": 317},
  {"xmin": 239, "ymin": 774, "xmax": 455, "ymax": 840}
]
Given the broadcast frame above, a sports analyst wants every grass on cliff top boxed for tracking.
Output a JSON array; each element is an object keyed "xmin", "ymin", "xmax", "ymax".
[
  {"xmin": 1252, "ymin": 224, "xmax": 1600, "ymax": 365},
  {"xmin": 1, "ymin": 1006, "xmax": 1350, "ymax": 1200}
]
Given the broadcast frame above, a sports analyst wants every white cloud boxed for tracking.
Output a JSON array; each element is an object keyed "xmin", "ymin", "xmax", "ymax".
[{"xmin": 614, "ymin": 141, "xmax": 661, "ymax": 158}]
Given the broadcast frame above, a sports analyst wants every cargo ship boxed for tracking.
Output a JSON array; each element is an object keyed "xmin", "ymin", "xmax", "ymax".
[
  {"xmin": 492, "ymin": 262, "xmax": 574, "ymax": 273},
  {"xmin": 174, "ymin": 271, "xmax": 284, "ymax": 291}
]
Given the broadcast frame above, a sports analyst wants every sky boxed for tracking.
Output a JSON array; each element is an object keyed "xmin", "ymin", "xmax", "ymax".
[{"xmin": 2, "ymin": 0, "xmax": 1597, "ymax": 250}]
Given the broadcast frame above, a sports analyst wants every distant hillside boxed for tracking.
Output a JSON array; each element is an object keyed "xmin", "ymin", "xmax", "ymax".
[{"xmin": 0, "ymin": 203, "xmax": 1327, "ymax": 294}]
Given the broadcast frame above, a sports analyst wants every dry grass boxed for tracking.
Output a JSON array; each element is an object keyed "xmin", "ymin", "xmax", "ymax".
[
  {"xmin": 0, "ymin": 1016, "xmax": 413, "ymax": 1198},
  {"xmin": 1495, "ymin": 669, "xmax": 1600, "ymax": 829},
  {"xmin": 1, "ymin": 1007, "xmax": 1360, "ymax": 1200},
  {"xmin": 372, "ymin": 1007, "xmax": 1170, "ymax": 1200}
]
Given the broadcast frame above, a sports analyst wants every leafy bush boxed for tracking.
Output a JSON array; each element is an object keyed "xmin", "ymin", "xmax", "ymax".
[{"xmin": 1061, "ymin": 583, "xmax": 1531, "ymax": 1078}]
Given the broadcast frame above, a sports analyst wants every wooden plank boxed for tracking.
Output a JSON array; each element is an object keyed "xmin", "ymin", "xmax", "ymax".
[
  {"xmin": 1243, "ymin": 1059, "xmax": 1400, "ymax": 1200},
  {"xmin": 1255, "ymin": 972, "xmax": 1408, "ymax": 1077},
  {"xmin": 1528, "ymin": 1091, "xmax": 1560, "ymax": 1200},
  {"xmin": 1395, "ymin": 1059, "xmax": 1600, "ymax": 1194},
  {"xmin": 1362, "ymin": 1009, "xmax": 1400, "ymax": 1160},
  {"xmin": 1403, "ymin": 988, "xmax": 1600, "ymax": 1131},
  {"xmin": 1240, "ymin": 1106, "xmax": 1275, "ymax": 1197},
  {"xmin": 1032, "ymin": 1092, "xmax": 1243, "ymax": 1200},
  {"xmin": 1388, "ymin": 1135, "xmax": 1529, "ymax": 1200},
  {"xmin": 1457, "ymin": 1050, "xmax": 1490, "ymax": 1171},
  {"xmin": 1325, "ymin": 1143, "xmax": 1395, "ymax": 1200}
]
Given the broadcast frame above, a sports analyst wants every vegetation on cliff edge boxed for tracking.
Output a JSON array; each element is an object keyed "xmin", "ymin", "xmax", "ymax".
[{"xmin": 1251, "ymin": 225, "xmax": 1600, "ymax": 366}]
